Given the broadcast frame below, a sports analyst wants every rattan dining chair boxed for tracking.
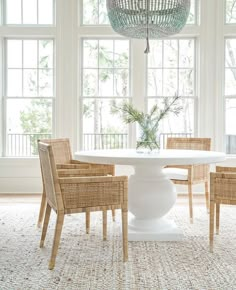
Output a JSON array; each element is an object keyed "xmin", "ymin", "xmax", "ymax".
[
  {"xmin": 209, "ymin": 166, "xmax": 236, "ymax": 252},
  {"xmin": 164, "ymin": 137, "xmax": 211, "ymax": 223},
  {"xmin": 38, "ymin": 141, "xmax": 128, "ymax": 270},
  {"xmin": 37, "ymin": 138, "xmax": 116, "ymax": 232}
]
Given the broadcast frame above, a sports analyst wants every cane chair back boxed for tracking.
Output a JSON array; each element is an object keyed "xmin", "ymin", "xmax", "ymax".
[{"xmin": 39, "ymin": 138, "xmax": 72, "ymax": 165}]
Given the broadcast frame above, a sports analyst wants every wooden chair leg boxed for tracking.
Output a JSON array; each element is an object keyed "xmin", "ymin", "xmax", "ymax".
[
  {"xmin": 112, "ymin": 209, "xmax": 116, "ymax": 222},
  {"xmin": 40, "ymin": 203, "xmax": 51, "ymax": 248},
  {"xmin": 205, "ymin": 181, "xmax": 209, "ymax": 213},
  {"xmin": 188, "ymin": 183, "xmax": 193, "ymax": 223},
  {"xmin": 37, "ymin": 189, "xmax": 47, "ymax": 228},
  {"xmin": 49, "ymin": 213, "xmax": 64, "ymax": 270},
  {"xmin": 103, "ymin": 210, "xmax": 107, "ymax": 241},
  {"xmin": 86, "ymin": 210, "xmax": 90, "ymax": 234},
  {"xmin": 209, "ymin": 201, "xmax": 215, "ymax": 252},
  {"xmin": 216, "ymin": 203, "xmax": 220, "ymax": 235},
  {"xmin": 122, "ymin": 209, "xmax": 128, "ymax": 262}
]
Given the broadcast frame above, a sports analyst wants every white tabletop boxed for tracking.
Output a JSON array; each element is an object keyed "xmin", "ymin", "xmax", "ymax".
[{"xmin": 75, "ymin": 149, "xmax": 226, "ymax": 166}]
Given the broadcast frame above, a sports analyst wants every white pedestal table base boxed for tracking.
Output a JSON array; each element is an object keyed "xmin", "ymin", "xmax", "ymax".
[{"xmin": 128, "ymin": 164, "xmax": 184, "ymax": 241}]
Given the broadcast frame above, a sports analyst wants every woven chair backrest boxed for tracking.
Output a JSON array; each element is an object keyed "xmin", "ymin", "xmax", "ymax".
[
  {"xmin": 38, "ymin": 142, "xmax": 63, "ymax": 210},
  {"xmin": 38, "ymin": 138, "xmax": 72, "ymax": 164},
  {"xmin": 166, "ymin": 137, "xmax": 211, "ymax": 151}
]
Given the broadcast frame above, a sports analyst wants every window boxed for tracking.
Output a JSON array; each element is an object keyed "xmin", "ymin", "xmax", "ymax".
[
  {"xmin": 225, "ymin": 38, "xmax": 236, "ymax": 154},
  {"xmin": 82, "ymin": 0, "xmax": 109, "ymax": 25},
  {"xmin": 81, "ymin": 39, "xmax": 130, "ymax": 149},
  {"xmin": 5, "ymin": 0, "xmax": 54, "ymax": 25},
  {"xmin": 147, "ymin": 39, "xmax": 195, "ymax": 134},
  {"xmin": 1, "ymin": 0, "xmax": 55, "ymax": 156},
  {"xmin": 225, "ymin": 0, "xmax": 236, "ymax": 23},
  {"xmin": 82, "ymin": 0, "xmax": 197, "ymax": 26},
  {"xmin": 5, "ymin": 39, "xmax": 54, "ymax": 156}
]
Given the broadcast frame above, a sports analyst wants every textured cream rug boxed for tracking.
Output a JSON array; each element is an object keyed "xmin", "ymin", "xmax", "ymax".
[{"xmin": 1, "ymin": 203, "xmax": 236, "ymax": 290}]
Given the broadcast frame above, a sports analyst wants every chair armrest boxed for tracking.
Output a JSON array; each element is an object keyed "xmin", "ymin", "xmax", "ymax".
[
  {"xmin": 216, "ymin": 166, "xmax": 236, "ymax": 173},
  {"xmin": 211, "ymin": 172, "xmax": 236, "ymax": 179},
  {"xmin": 59, "ymin": 175, "xmax": 127, "ymax": 184},
  {"xmin": 57, "ymin": 168, "xmax": 113, "ymax": 177},
  {"xmin": 56, "ymin": 163, "xmax": 91, "ymax": 169},
  {"xmin": 70, "ymin": 160, "xmax": 88, "ymax": 165}
]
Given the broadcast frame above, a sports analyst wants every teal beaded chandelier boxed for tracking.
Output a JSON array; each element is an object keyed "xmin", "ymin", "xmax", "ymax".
[{"xmin": 106, "ymin": 0, "xmax": 191, "ymax": 53}]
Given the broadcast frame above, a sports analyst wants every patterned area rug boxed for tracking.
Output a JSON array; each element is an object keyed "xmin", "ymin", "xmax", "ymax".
[{"xmin": 1, "ymin": 203, "xmax": 236, "ymax": 290}]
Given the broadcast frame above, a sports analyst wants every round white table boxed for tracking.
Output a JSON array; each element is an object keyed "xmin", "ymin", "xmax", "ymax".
[{"xmin": 75, "ymin": 149, "xmax": 226, "ymax": 241}]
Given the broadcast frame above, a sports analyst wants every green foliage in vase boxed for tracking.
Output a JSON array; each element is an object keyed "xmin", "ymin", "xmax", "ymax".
[{"xmin": 111, "ymin": 95, "xmax": 182, "ymax": 151}]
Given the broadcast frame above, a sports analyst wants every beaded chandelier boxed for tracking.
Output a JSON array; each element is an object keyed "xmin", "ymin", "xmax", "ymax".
[{"xmin": 106, "ymin": 0, "xmax": 191, "ymax": 53}]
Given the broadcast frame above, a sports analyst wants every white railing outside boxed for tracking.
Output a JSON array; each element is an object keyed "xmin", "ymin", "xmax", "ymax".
[
  {"xmin": 7, "ymin": 133, "xmax": 52, "ymax": 157},
  {"xmin": 9, "ymin": 132, "xmax": 236, "ymax": 156}
]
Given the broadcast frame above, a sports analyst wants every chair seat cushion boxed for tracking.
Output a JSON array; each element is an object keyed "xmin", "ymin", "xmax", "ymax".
[{"xmin": 163, "ymin": 168, "xmax": 188, "ymax": 181}]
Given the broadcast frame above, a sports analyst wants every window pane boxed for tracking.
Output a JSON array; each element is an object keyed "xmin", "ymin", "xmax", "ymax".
[
  {"xmin": 179, "ymin": 69, "xmax": 194, "ymax": 96},
  {"xmin": 23, "ymin": 69, "xmax": 37, "ymax": 96},
  {"xmin": 83, "ymin": 98, "xmax": 128, "ymax": 149},
  {"xmin": 226, "ymin": 99, "xmax": 236, "ymax": 134},
  {"xmin": 83, "ymin": 69, "xmax": 98, "ymax": 96},
  {"xmin": 39, "ymin": 40, "xmax": 54, "ymax": 69},
  {"xmin": 226, "ymin": 0, "xmax": 236, "ymax": 23},
  {"xmin": 187, "ymin": 0, "xmax": 196, "ymax": 24},
  {"xmin": 148, "ymin": 69, "xmax": 162, "ymax": 96},
  {"xmin": 38, "ymin": 0, "xmax": 53, "ymax": 24},
  {"xmin": 6, "ymin": 0, "xmax": 21, "ymax": 24},
  {"xmin": 6, "ymin": 99, "xmax": 52, "ymax": 156},
  {"xmin": 99, "ymin": 40, "xmax": 114, "ymax": 68},
  {"xmin": 163, "ymin": 69, "xmax": 178, "ymax": 96},
  {"xmin": 5, "ymin": 0, "xmax": 54, "ymax": 24},
  {"xmin": 23, "ymin": 40, "xmax": 37, "ymax": 68},
  {"xmin": 99, "ymin": 69, "xmax": 113, "ymax": 96},
  {"xmin": 82, "ymin": 39, "xmax": 130, "ymax": 97},
  {"xmin": 179, "ymin": 39, "xmax": 194, "ymax": 68},
  {"xmin": 23, "ymin": 0, "xmax": 37, "ymax": 24},
  {"xmin": 7, "ymin": 40, "xmax": 22, "ymax": 68},
  {"xmin": 226, "ymin": 99, "xmax": 236, "ymax": 153},
  {"xmin": 114, "ymin": 69, "xmax": 129, "ymax": 97},
  {"xmin": 7, "ymin": 69, "xmax": 22, "ymax": 97},
  {"xmin": 83, "ymin": 40, "xmax": 98, "ymax": 68},
  {"xmin": 83, "ymin": 0, "xmax": 99, "ymax": 24},
  {"xmin": 225, "ymin": 39, "xmax": 236, "ymax": 68},
  {"xmin": 225, "ymin": 68, "xmax": 236, "ymax": 95},
  {"xmin": 39, "ymin": 69, "xmax": 53, "ymax": 97},
  {"xmin": 148, "ymin": 41, "xmax": 163, "ymax": 68},
  {"xmin": 163, "ymin": 40, "xmax": 178, "ymax": 68},
  {"xmin": 99, "ymin": 0, "xmax": 109, "ymax": 24},
  {"xmin": 225, "ymin": 40, "xmax": 236, "ymax": 95},
  {"xmin": 114, "ymin": 40, "xmax": 129, "ymax": 68},
  {"xmin": 148, "ymin": 98, "xmax": 194, "ymax": 134}
]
